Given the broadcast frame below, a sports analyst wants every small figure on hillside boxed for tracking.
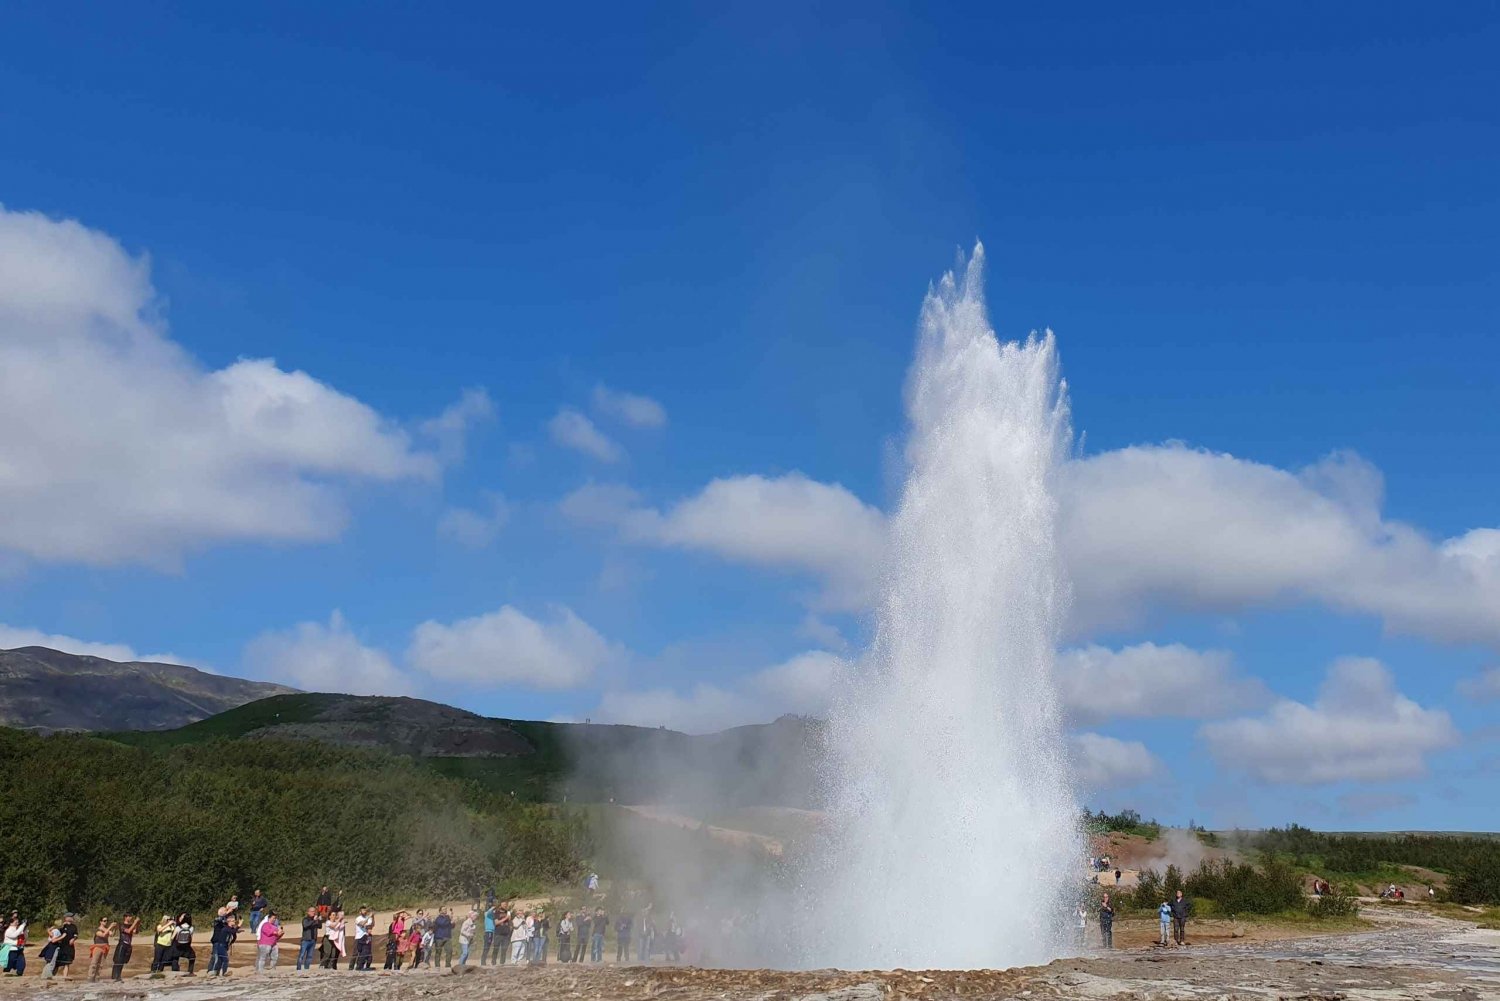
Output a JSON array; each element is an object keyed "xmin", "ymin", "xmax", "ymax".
[{"xmin": 1098, "ymin": 894, "xmax": 1114, "ymax": 950}]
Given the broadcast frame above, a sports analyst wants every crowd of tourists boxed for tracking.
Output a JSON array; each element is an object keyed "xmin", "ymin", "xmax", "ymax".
[{"xmin": 0, "ymin": 881, "xmax": 690, "ymax": 980}]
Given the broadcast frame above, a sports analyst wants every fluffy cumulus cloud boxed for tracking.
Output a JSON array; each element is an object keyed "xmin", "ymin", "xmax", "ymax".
[
  {"xmin": 1071, "ymin": 732, "xmax": 1163, "ymax": 791},
  {"xmin": 594, "ymin": 649, "xmax": 846, "ymax": 733},
  {"xmin": 248, "ymin": 605, "xmax": 618, "ymax": 695},
  {"xmin": 407, "ymin": 605, "xmax": 619, "ymax": 689},
  {"xmin": 562, "ymin": 475, "xmax": 886, "ymax": 610},
  {"xmin": 592, "ymin": 384, "xmax": 667, "ymax": 429},
  {"xmin": 244, "ymin": 612, "xmax": 412, "ymax": 696},
  {"xmin": 1056, "ymin": 642, "xmax": 1269, "ymax": 725},
  {"xmin": 573, "ymin": 446, "xmax": 1500, "ymax": 649},
  {"xmin": 0, "ymin": 206, "xmax": 482, "ymax": 568},
  {"xmin": 1201, "ymin": 657, "xmax": 1459, "ymax": 784},
  {"xmin": 1060, "ymin": 447, "xmax": 1500, "ymax": 647},
  {"xmin": 549, "ymin": 408, "xmax": 624, "ymax": 462}
]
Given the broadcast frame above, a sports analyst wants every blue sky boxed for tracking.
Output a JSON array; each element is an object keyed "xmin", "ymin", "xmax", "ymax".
[{"xmin": 0, "ymin": 1, "xmax": 1496, "ymax": 831}]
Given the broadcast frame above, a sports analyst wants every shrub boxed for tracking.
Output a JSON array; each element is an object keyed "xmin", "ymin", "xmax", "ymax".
[{"xmin": 1306, "ymin": 891, "xmax": 1358, "ymax": 919}]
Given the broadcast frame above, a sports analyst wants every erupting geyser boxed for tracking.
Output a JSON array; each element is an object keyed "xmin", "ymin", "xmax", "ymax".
[{"xmin": 811, "ymin": 244, "xmax": 1080, "ymax": 969}]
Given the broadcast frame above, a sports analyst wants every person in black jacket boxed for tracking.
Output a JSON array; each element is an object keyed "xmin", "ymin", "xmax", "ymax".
[
  {"xmin": 1098, "ymin": 894, "xmax": 1114, "ymax": 950},
  {"xmin": 1171, "ymin": 890, "xmax": 1191, "ymax": 945}
]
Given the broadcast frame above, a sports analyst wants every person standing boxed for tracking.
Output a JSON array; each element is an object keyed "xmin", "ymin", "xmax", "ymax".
[
  {"xmin": 53, "ymin": 913, "xmax": 79, "ymax": 979},
  {"xmin": 614, "ymin": 912, "xmax": 632, "ymax": 963},
  {"xmin": 2, "ymin": 912, "xmax": 27, "ymax": 976},
  {"xmin": 496, "ymin": 908, "xmax": 513, "ymax": 965},
  {"xmin": 352, "ymin": 908, "xmax": 373, "ymax": 971},
  {"xmin": 1098, "ymin": 894, "xmax": 1114, "ymax": 950},
  {"xmin": 111, "ymin": 913, "xmax": 138, "ymax": 981},
  {"xmin": 590, "ymin": 909, "xmax": 606, "ymax": 963},
  {"xmin": 557, "ymin": 912, "xmax": 573, "ymax": 964},
  {"xmin": 208, "ymin": 908, "xmax": 235, "ymax": 975},
  {"xmin": 150, "ymin": 914, "xmax": 175, "ymax": 973},
  {"xmin": 432, "ymin": 908, "xmax": 453, "ymax": 968},
  {"xmin": 1075, "ymin": 905, "xmax": 1088, "ymax": 949},
  {"xmin": 249, "ymin": 890, "xmax": 268, "ymax": 937},
  {"xmin": 637, "ymin": 912, "xmax": 654, "ymax": 964},
  {"xmin": 510, "ymin": 913, "xmax": 530, "ymax": 964},
  {"xmin": 458, "ymin": 909, "xmax": 476, "ymax": 967},
  {"xmin": 481, "ymin": 903, "xmax": 496, "ymax": 965},
  {"xmin": 1157, "ymin": 900, "xmax": 1172, "ymax": 946},
  {"xmin": 1171, "ymin": 890, "xmax": 1190, "ymax": 946},
  {"xmin": 315, "ymin": 887, "xmax": 332, "ymax": 922},
  {"xmin": 296, "ymin": 908, "xmax": 319, "ymax": 971},
  {"xmin": 321, "ymin": 910, "xmax": 345, "ymax": 969},
  {"xmin": 88, "ymin": 916, "xmax": 116, "ymax": 980},
  {"xmin": 255, "ymin": 912, "xmax": 283, "ymax": 972},
  {"xmin": 171, "ymin": 913, "xmax": 196, "ymax": 974},
  {"xmin": 533, "ymin": 911, "xmax": 549, "ymax": 965}
]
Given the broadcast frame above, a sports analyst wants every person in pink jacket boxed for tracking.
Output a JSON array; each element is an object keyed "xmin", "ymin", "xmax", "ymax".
[{"xmin": 255, "ymin": 913, "xmax": 283, "ymax": 972}]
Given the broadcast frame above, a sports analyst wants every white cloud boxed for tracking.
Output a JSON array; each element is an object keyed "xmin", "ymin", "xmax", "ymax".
[
  {"xmin": 549, "ymin": 408, "xmax": 624, "ymax": 463},
  {"xmin": 1458, "ymin": 667, "xmax": 1500, "ymax": 702},
  {"xmin": 592, "ymin": 384, "xmax": 667, "ymax": 429},
  {"xmin": 594, "ymin": 649, "xmax": 846, "ymax": 733},
  {"xmin": 797, "ymin": 614, "xmax": 849, "ymax": 651},
  {"xmin": 0, "ymin": 205, "xmax": 465, "ymax": 568},
  {"xmin": 420, "ymin": 387, "xmax": 495, "ymax": 463},
  {"xmin": 243, "ymin": 611, "xmax": 412, "ymax": 696},
  {"xmin": 0, "ymin": 624, "xmax": 136, "ymax": 662},
  {"xmin": 437, "ymin": 493, "xmax": 511, "ymax": 548},
  {"xmin": 0, "ymin": 623, "xmax": 185, "ymax": 665},
  {"xmin": 562, "ymin": 474, "xmax": 886, "ymax": 610},
  {"xmin": 1060, "ymin": 447, "xmax": 1500, "ymax": 647},
  {"xmin": 1201, "ymin": 657, "xmax": 1459, "ymax": 784},
  {"xmin": 574, "ymin": 446, "xmax": 1500, "ymax": 648},
  {"xmin": 1071, "ymin": 733, "xmax": 1163, "ymax": 790},
  {"xmin": 407, "ymin": 605, "xmax": 617, "ymax": 689},
  {"xmin": 1057, "ymin": 642, "xmax": 1269, "ymax": 724}
]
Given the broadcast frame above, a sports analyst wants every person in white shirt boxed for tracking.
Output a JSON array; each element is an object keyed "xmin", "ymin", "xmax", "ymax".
[
  {"xmin": 510, "ymin": 913, "xmax": 530, "ymax": 964},
  {"xmin": 458, "ymin": 911, "xmax": 477, "ymax": 967},
  {"xmin": 351, "ymin": 908, "xmax": 373, "ymax": 971}
]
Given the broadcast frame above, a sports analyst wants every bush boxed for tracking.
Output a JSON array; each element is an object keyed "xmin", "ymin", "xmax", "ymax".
[
  {"xmin": 1449, "ymin": 854, "xmax": 1500, "ymax": 906},
  {"xmin": 1306, "ymin": 891, "xmax": 1358, "ymax": 919},
  {"xmin": 1184, "ymin": 858, "xmax": 1302, "ymax": 915}
]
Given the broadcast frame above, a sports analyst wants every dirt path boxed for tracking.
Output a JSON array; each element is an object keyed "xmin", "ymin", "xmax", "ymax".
[{"xmin": 2, "ymin": 909, "xmax": 1492, "ymax": 1001}]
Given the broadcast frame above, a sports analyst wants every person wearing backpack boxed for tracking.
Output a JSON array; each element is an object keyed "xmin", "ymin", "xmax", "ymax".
[{"xmin": 170, "ymin": 913, "xmax": 196, "ymax": 974}]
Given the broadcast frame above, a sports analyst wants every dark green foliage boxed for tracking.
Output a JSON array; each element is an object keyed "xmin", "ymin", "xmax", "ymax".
[
  {"xmin": 1306, "ymin": 890, "xmax": 1358, "ymax": 919},
  {"xmin": 1254, "ymin": 825, "xmax": 1499, "ymax": 876},
  {"xmin": 1448, "ymin": 853, "xmax": 1500, "ymax": 905},
  {"xmin": 1084, "ymin": 808, "xmax": 1161, "ymax": 840},
  {"xmin": 0, "ymin": 728, "xmax": 587, "ymax": 920},
  {"xmin": 1127, "ymin": 864, "xmax": 1184, "ymax": 910},
  {"xmin": 1170, "ymin": 858, "xmax": 1302, "ymax": 916}
]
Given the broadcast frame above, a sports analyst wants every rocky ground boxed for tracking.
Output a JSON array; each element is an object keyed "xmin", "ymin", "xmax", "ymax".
[{"xmin": 3, "ymin": 909, "xmax": 1493, "ymax": 1001}]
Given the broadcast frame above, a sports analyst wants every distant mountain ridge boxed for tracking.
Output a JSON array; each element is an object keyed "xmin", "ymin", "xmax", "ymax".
[
  {"xmin": 106, "ymin": 691, "xmax": 826, "ymax": 808},
  {"xmin": 0, "ymin": 646, "xmax": 297, "ymax": 733}
]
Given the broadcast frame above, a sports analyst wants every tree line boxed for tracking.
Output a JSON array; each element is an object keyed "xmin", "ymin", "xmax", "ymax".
[{"xmin": 0, "ymin": 728, "xmax": 591, "ymax": 920}]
